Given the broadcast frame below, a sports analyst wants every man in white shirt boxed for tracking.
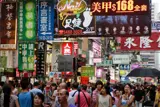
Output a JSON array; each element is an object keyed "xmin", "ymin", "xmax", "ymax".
[{"xmin": 69, "ymin": 82, "xmax": 79, "ymax": 98}]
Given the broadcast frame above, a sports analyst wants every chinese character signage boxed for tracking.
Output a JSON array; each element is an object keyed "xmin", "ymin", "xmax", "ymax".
[
  {"xmin": 57, "ymin": 0, "xmax": 87, "ymax": 15},
  {"xmin": 121, "ymin": 33, "xmax": 160, "ymax": 50},
  {"xmin": 62, "ymin": 42, "xmax": 73, "ymax": 55},
  {"xmin": 36, "ymin": 41, "xmax": 46, "ymax": 75},
  {"xmin": 0, "ymin": 2, "xmax": 17, "ymax": 50},
  {"xmin": 91, "ymin": 0, "xmax": 150, "ymax": 15},
  {"xmin": 18, "ymin": 43, "xmax": 35, "ymax": 71},
  {"xmin": 57, "ymin": 7, "xmax": 96, "ymax": 37},
  {"xmin": 18, "ymin": 0, "xmax": 36, "ymax": 41},
  {"xmin": 96, "ymin": 15, "xmax": 151, "ymax": 36},
  {"xmin": 38, "ymin": 0, "xmax": 54, "ymax": 40}
]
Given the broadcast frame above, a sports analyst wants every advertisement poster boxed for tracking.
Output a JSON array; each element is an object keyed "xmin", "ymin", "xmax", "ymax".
[
  {"xmin": 18, "ymin": 0, "xmax": 36, "ymax": 41},
  {"xmin": 96, "ymin": 15, "xmax": 151, "ymax": 36},
  {"xmin": 0, "ymin": 2, "xmax": 17, "ymax": 50},
  {"xmin": 18, "ymin": 43, "xmax": 35, "ymax": 71},
  {"xmin": 121, "ymin": 33, "xmax": 160, "ymax": 50},
  {"xmin": 38, "ymin": 0, "xmax": 54, "ymax": 40},
  {"xmin": 36, "ymin": 41, "xmax": 46, "ymax": 75}
]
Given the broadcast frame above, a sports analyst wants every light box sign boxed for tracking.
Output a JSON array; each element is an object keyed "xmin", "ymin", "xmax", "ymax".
[
  {"xmin": 91, "ymin": 0, "xmax": 150, "ymax": 15},
  {"xmin": 57, "ymin": 8, "xmax": 96, "ymax": 36},
  {"xmin": 38, "ymin": 0, "xmax": 54, "ymax": 40},
  {"xmin": 96, "ymin": 15, "xmax": 151, "ymax": 36},
  {"xmin": 0, "ymin": 2, "xmax": 17, "ymax": 50},
  {"xmin": 62, "ymin": 42, "xmax": 73, "ymax": 55},
  {"xmin": 57, "ymin": 0, "xmax": 87, "ymax": 15}
]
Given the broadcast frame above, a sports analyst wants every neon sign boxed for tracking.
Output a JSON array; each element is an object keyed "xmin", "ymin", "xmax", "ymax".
[
  {"xmin": 91, "ymin": 0, "xmax": 150, "ymax": 15},
  {"xmin": 57, "ymin": 0, "xmax": 87, "ymax": 15}
]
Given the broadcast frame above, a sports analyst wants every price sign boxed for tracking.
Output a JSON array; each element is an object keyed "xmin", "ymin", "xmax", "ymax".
[{"xmin": 91, "ymin": 0, "xmax": 150, "ymax": 15}]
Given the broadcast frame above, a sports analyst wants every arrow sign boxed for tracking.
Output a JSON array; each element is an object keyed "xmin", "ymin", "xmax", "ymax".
[{"xmin": 41, "ymin": 32, "xmax": 52, "ymax": 35}]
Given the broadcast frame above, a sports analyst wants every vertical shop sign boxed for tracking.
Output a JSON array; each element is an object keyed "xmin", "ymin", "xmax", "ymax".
[
  {"xmin": 38, "ymin": 0, "xmax": 54, "ymax": 40},
  {"xmin": 36, "ymin": 41, "xmax": 46, "ymax": 75},
  {"xmin": 18, "ymin": 0, "xmax": 36, "ymax": 41},
  {"xmin": 0, "ymin": 2, "xmax": 17, "ymax": 50},
  {"xmin": 62, "ymin": 42, "xmax": 73, "ymax": 55},
  {"xmin": 18, "ymin": 43, "xmax": 35, "ymax": 71}
]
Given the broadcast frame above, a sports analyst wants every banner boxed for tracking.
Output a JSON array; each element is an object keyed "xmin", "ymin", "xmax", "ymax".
[
  {"xmin": 18, "ymin": 42, "xmax": 35, "ymax": 71},
  {"xmin": 38, "ymin": 0, "xmax": 54, "ymax": 40},
  {"xmin": 0, "ymin": 2, "xmax": 17, "ymax": 50},
  {"xmin": 120, "ymin": 33, "xmax": 160, "ymax": 50},
  {"xmin": 18, "ymin": 0, "xmax": 36, "ymax": 41},
  {"xmin": 81, "ymin": 66, "xmax": 95, "ymax": 77},
  {"xmin": 36, "ymin": 41, "xmax": 46, "ymax": 75}
]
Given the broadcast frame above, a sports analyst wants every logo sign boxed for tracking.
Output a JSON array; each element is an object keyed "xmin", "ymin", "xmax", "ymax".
[
  {"xmin": 38, "ymin": 0, "xmax": 54, "ymax": 40},
  {"xmin": 57, "ymin": 0, "xmax": 87, "ymax": 15},
  {"xmin": 18, "ymin": 0, "xmax": 36, "ymax": 41},
  {"xmin": 18, "ymin": 43, "xmax": 35, "ymax": 71},
  {"xmin": 96, "ymin": 15, "xmax": 151, "ymax": 36},
  {"xmin": 119, "ymin": 64, "xmax": 130, "ymax": 70},
  {"xmin": 0, "ymin": 2, "xmax": 17, "ymax": 50},
  {"xmin": 62, "ymin": 42, "xmax": 73, "ymax": 55},
  {"xmin": 121, "ymin": 33, "xmax": 160, "ymax": 50},
  {"xmin": 36, "ymin": 41, "xmax": 46, "ymax": 75},
  {"xmin": 91, "ymin": 0, "xmax": 150, "ymax": 15},
  {"xmin": 57, "ymin": 7, "xmax": 96, "ymax": 36},
  {"xmin": 112, "ymin": 54, "xmax": 130, "ymax": 64}
]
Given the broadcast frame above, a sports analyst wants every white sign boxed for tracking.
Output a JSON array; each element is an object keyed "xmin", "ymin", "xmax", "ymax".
[{"xmin": 112, "ymin": 54, "xmax": 130, "ymax": 64}]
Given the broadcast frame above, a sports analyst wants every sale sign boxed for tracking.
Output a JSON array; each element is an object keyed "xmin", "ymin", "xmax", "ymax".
[{"xmin": 120, "ymin": 32, "xmax": 160, "ymax": 50}]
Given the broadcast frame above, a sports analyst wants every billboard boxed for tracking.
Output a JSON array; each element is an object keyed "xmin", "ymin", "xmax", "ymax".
[{"xmin": 96, "ymin": 15, "xmax": 151, "ymax": 36}]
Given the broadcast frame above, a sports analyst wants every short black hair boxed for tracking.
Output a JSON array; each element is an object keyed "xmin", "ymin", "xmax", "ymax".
[
  {"xmin": 20, "ymin": 78, "xmax": 29, "ymax": 90},
  {"xmin": 35, "ymin": 92, "xmax": 44, "ymax": 102},
  {"xmin": 34, "ymin": 82, "xmax": 40, "ymax": 87},
  {"xmin": 72, "ymin": 82, "xmax": 79, "ymax": 89},
  {"xmin": 96, "ymin": 80, "xmax": 103, "ymax": 87},
  {"xmin": 82, "ymin": 85, "xmax": 87, "ymax": 90}
]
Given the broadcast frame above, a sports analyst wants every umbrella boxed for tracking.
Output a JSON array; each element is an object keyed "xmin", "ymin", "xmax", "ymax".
[{"xmin": 127, "ymin": 67, "xmax": 160, "ymax": 77}]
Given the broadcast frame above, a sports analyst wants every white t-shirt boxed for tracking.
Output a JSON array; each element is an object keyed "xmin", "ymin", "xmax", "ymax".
[{"xmin": 69, "ymin": 90, "xmax": 78, "ymax": 98}]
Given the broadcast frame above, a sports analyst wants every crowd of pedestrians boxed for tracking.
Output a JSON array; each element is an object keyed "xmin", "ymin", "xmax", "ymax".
[{"xmin": 0, "ymin": 78, "xmax": 160, "ymax": 107}]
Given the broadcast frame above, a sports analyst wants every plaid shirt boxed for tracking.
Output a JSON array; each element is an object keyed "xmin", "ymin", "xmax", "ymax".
[{"xmin": 91, "ymin": 89, "xmax": 100, "ymax": 107}]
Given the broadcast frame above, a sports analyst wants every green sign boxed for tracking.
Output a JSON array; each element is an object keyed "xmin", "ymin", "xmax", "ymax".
[
  {"xmin": 0, "ymin": 56, "xmax": 7, "ymax": 72},
  {"xmin": 18, "ymin": 0, "xmax": 36, "ymax": 41},
  {"xmin": 18, "ymin": 43, "xmax": 35, "ymax": 71},
  {"xmin": 81, "ymin": 66, "xmax": 95, "ymax": 77},
  {"xmin": 96, "ymin": 60, "xmax": 113, "ymax": 67}
]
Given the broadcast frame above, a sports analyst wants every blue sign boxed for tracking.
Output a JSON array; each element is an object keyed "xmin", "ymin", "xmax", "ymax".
[
  {"xmin": 152, "ymin": 21, "xmax": 160, "ymax": 31},
  {"xmin": 38, "ymin": 0, "xmax": 54, "ymax": 40},
  {"xmin": 119, "ymin": 64, "xmax": 130, "ymax": 70}
]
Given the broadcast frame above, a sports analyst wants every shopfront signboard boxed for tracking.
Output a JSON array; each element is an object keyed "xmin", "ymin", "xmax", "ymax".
[
  {"xmin": 112, "ymin": 54, "xmax": 130, "ymax": 64},
  {"xmin": 18, "ymin": 42, "xmax": 35, "ymax": 71},
  {"xmin": 0, "ymin": 2, "xmax": 17, "ymax": 50}
]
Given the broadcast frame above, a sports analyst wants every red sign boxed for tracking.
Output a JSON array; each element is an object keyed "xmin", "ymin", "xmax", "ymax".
[
  {"xmin": 120, "ymin": 33, "xmax": 160, "ymax": 50},
  {"xmin": 62, "ymin": 42, "xmax": 73, "ymax": 55},
  {"xmin": 74, "ymin": 42, "xmax": 78, "ymax": 57},
  {"xmin": 81, "ymin": 76, "xmax": 89, "ymax": 85}
]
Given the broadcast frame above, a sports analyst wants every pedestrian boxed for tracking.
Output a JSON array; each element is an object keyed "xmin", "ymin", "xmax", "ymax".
[
  {"xmin": 0, "ymin": 84, "xmax": 20, "ymax": 107},
  {"xmin": 30, "ymin": 82, "xmax": 42, "ymax": 95},
  {"xmin": 91, "ymin": 80, "xmax": 103, "ymax": 107},
  {"xmin": 18, "ymin": 78, "xmax": 33, "ymax": 107},
  {"xmin": 118, "ymin": 84, "xmax": 135, "ymax": 107},
  {"xmin": 69, "ymin": 82, "xmax": 79, "ymax": 98},
  {"xmin": 113, "ymin": 89, "xmax": 120, "ymax": 106},
  {"xmin": 75, "ymin": 84, "xmax": 91, "ymax": 107},
  {"xmin": 96, "ymin": 85, "xmax": 112, "ymax": 107},
  {"xmin": 33, "ymin": 92, "xmax": 44, "ymax": 107},
  {"xmin": 58, "ymin": 89, "xmax": 76, "ymax": 107},
  {"xmin": 154, "ymin": 84, "xmax": 160, "ymax": 107},
  {"xmin": 134, "ymin": 84, "xmax": 144, "ymax": 107}
]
